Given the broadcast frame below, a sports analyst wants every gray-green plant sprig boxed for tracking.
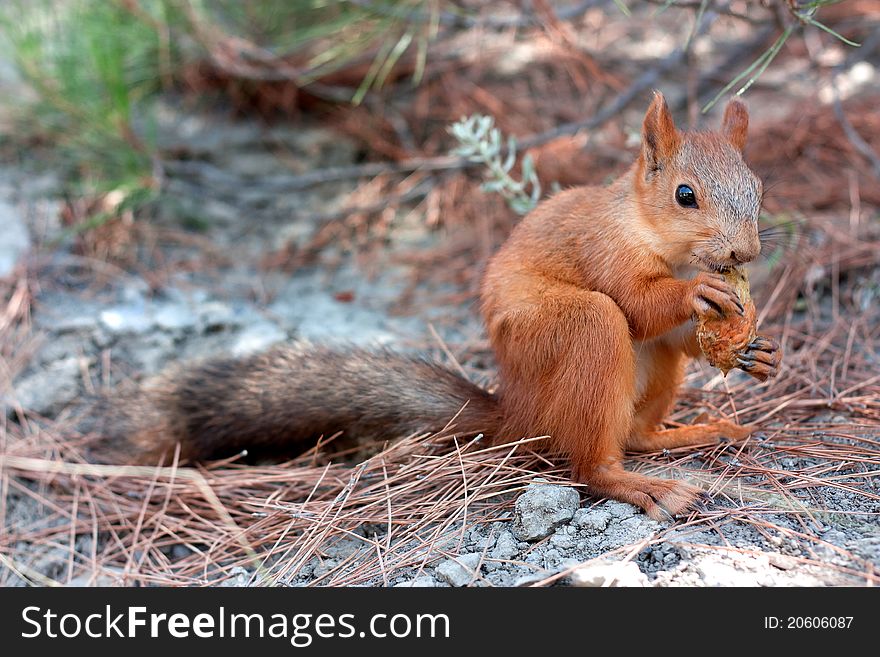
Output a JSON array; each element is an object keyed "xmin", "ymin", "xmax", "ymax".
[{"xmin": 449, "ymin": 114, "xmax": 542, "ymax": 215}]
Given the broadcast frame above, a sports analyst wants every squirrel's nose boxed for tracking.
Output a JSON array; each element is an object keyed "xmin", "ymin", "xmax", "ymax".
[
  {"xmin": 730, "ymin": 231, "xmax": 761, "ymax": 264},
  {"xmin": 730, "ymin": 247, "xmax": 758, "ymax": 264}
]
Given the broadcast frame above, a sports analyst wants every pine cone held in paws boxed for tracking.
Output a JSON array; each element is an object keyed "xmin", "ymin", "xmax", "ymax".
[{"xmin": 697, "ymin": 267, "xmax": 757, "ymax": 374}]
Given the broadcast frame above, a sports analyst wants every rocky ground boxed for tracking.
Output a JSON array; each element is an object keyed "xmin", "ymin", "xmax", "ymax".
[{"xmin": 390, "ymin": 484, "xmax": 846, "ymax": 588}]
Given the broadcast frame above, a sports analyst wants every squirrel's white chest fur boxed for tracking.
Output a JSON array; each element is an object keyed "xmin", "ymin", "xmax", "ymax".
[{"xmin": 632, "ymin": 323, "xmax": 695, "ymax": 402}]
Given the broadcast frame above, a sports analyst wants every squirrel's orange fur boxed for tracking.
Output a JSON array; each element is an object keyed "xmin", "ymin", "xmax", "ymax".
[
  {"xmin": 481, "ymin": 92, "xmax": 781, "ymax": 519},
  {"xmin": 89, "ymin": 93, "xmax": 782, "ymax": 521}
]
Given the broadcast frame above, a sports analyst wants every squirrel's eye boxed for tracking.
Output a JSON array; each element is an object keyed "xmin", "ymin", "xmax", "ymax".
[{"xmin": 675, "ymin": 184, "xmax": 697, "ymax": 208}]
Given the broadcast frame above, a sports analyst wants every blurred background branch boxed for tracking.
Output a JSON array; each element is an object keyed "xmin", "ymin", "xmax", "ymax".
[{"xmin": 0, "ymin": 0, "xmax": 875, "ymax": 234}]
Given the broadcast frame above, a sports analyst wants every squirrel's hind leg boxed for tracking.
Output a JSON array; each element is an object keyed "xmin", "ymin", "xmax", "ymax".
[
  {"xmin": 626, "ymin": 421, "xmax": 754, "ymax": 452},
  {"xmin": 491, "ymin": 288, "xmax": 635, "ymax": 476},
  {"xmin": 626, "ymin": 347, "xmax": 753, "ymax": 452}
]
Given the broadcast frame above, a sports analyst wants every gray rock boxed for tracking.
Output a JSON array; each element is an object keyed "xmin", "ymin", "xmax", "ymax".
[
  {"xmin": 162, "ymin": 287, "xmax": 210, "ymax": 306},
  {"xmin": 512, "ymin": 482, "xmax": 580, "ymax": 541},
  {"xmin": 0, "ymin": 198, "xmax": 29, "ymax": 277},
  {"xmin": 570, "ymin": 560, "xmax": 648, "ymax": 587},
  {"xmin": 549, "ymin": 533, "xmax": 576, "ymax": 549},
  {"xmin": 32, "ymin": 334, "xmax": 88, "ymax": 365},
  {"xmin": 100, "ymin": 306, "xmax": 154, "ymax": 335},
  {"xmin": 491, "ymin": 530, "xmax": 519, "ymax": 560},
  {"xmin": 513, "ymin": 571, "xmax": 549, "ymax": 587},
  {"xmin": 12, "ymin": 357, "xmax": 81, "ymax": 415},
  {"xmin": 570, "ymin": 500, "xmax": 661, "ymax": 557},
  {"xmin": 543, "ymin": 548, "xmax": 562, "ymax": 563},
  {"xmin": 846, "ymin": 534, "xmax": 880, "ymax": 563},
  {"xmin": 311, "ymin": 559, "xmax": 339, "ymax": 579},
  {"xmin": 695, "ymin": 558, "xmax": 762, "ymax": 587},
  {"xmin": 322, "ymin": 537, "xmax": 362, "ymax": 560},
  {"xmin": 219, "ymin": 566, "xmax": 254, "ymax": 587},
  {"xmin": 435, "ymin": 553, "xmax": 482, "ymax": 587},
  {"xmin": 122, "ymin": 332, "xmax": 176, "ymax": 373},
  {"xmin": 232, "ymin": 322, "xmax": 287, "ymax": 356},
  {"xmin": 600, "ymin": 499, "xmax": 642, "ymax": 520},
  {"xmin": 572, "ymin": 507, "xmax": 612, "ymax": 534},
  {"xmin": 67, "ymin": 568, "xmax": 124, "ymax": 587},
  {"xmin": 54, "ymin": 314, "xmax": 100, "ymax": 334},
  {"xmin": 196, "ymin": 301, "xmax": 235, "ymax": 329},
  {"xmin": 154, "ymin": 303, "xmax": 197, "ymax": 332},
  {"xmin": 475, "ymin": 534, "xmax": 496, "ymax": 550},
  {"xmin": 170, "ymin": 545, "xmax": 192, "ymax": 560},
  {"xmin": 394, "ymin": 575, "xmax": 438, "ymax": 588},
  {"xmin": 821, "ymin": 528, "xmax": 848, "ymax": 546}
]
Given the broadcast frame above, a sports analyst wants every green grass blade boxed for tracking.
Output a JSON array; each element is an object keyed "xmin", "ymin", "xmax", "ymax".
[
  {"xmin": 702, "ymin": 25, "xmax": 793, "ymax": 113},
  {"xmin": 805, "ymin": 16, "xmax": 861, "ymax": 47}
]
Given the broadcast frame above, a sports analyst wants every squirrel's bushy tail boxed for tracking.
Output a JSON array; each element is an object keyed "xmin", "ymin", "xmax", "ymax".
[{"xmin": 85, "ymin": 342, "xmax": 501, "ymax": 464}]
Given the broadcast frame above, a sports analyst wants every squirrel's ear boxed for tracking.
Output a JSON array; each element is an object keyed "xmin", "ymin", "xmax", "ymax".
[
  {"xmin": 641, "ymin": 91, "xmax": 677, "ymax": 172},
  {"xmin": 722, "ymin": 98, "xmax": 749, "ymax": 152}
]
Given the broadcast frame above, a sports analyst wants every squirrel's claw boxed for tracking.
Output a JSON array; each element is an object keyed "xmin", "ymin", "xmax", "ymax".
[
  {"xmin": 736, "ymin": 335, "xmax": 782, "ymax": 382},
  {"xmin": 691, "ymin": 273, "xmax": 744, "ymax": 319}
]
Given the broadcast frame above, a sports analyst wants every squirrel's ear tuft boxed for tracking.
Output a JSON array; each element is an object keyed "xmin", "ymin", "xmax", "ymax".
[
  {"xmin": 642, "ymin": 91, "xmax": 677, "ymax": 172},
  {"xmin": 722, "ymin": 98, "xmax": 749, "ymax": 152}
]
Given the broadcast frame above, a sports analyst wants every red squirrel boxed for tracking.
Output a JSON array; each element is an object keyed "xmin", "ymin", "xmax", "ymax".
[{"xmin": 91, "ymin": 92, "xmax": 782, "ymax": 520}]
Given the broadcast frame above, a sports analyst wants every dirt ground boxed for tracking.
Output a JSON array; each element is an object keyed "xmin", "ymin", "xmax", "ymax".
[{"xmin": 1, "ymin": 4, "xmax": 879, "ymax": 587}]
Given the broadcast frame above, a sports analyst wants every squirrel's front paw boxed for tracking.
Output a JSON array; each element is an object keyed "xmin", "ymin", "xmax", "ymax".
[
  {"xmin": 689, "ymin": 272, "xmax": 744, "ymax": 320},
  {"xmin": 736, "ymin": 335, "xmax": 782, "ymax": 381}
]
